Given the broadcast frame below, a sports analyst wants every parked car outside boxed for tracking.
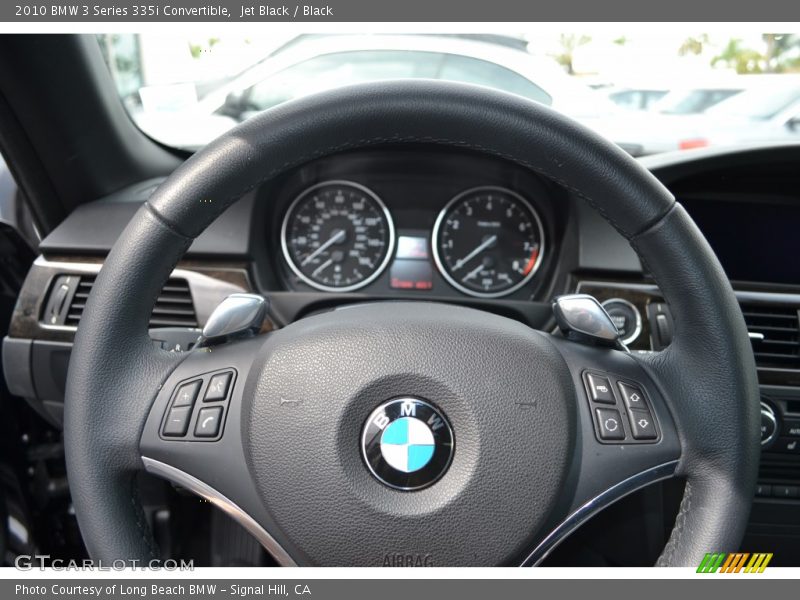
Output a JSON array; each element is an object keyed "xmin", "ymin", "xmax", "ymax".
[
  {"xmin": 602, "ymin": 76, "xmax": 800, "ymax": 155},
  {"xmin": 130, "ymin": 34, "xmax": 627, "ymax": 150}
]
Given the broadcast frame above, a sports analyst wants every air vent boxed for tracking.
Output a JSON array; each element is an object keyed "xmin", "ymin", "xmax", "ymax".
[
  {"xmin": 740, "ymin": 302, "xmax": 800, "ymax": 369},
  {"xmin": 64, "ymin": 275, "xmax": 198, "ymax": 328}
]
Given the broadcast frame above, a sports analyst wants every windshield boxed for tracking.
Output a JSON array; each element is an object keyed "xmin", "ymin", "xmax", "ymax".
[
  {"xmin": 653, "ymin": 88, "xmax": 742, "ymax": 114},
  {"xmin": 99, "ymin": 32, "xmax": 800, "ymax": 155},
  {"xmin": 705, "ymin": 83, "xmax": 800, "ymax": 119}
]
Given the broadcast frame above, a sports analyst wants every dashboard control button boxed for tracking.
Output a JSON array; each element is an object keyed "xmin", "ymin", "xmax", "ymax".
[
  {"xmin": 628, "ymin": 408, "xmax": 657, "ymax": 440},
  {"xmin": 585, "ymin": 373, "xmax": 615, "ymax": 404},
  {"xmin": 618, "ymin": 381, "xmax": 648, "ymax": 410},
  {"xmin": 173, "ymin": 380, "xmax": 201, "ymax": 408},
  {"xmin": 162, "ymin": 406, "xmax": 192, "ymax": 437},
  {"xmin": 772, "ymin": 485, "xmax": 798, "ymax": 499},
  {"xmin": 204, "ymin": 372, "xmax": 232, "ymax": 402},
  {"xmin": 782, "ymin": 418, "xmax": 800, "ymax": 438},
  {"xmin": 601, "ymin": 298, "xmax": 642, "ymax": 345},
  {"xmin": 195, "ymin": 406, "xmax": 223, "ymax": 437},
  {"xmin": 755, "ymin": 483, "xmax": 772, "ymax": 497},
  {"xmin": 773, "ymin": 437, "xmax": 800, "ymax": 454},
  {"xmin": 595, "ymin": 408, "xmax": 625, "ymax": 440},
  {"xmin": 647, "ymin": 303, "xmax": 673, "ymax": 350}
]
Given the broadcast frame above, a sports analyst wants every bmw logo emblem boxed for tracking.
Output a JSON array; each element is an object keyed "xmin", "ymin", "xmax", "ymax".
[{"xmin": 361, "ymin": 397, "xmax": 454, "ymax": 490}]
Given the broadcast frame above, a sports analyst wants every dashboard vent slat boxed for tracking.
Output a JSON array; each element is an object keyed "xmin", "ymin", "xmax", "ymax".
[
  {"xmin": 740, "ymin": 302, "xmax": 800, "ymax": 369},
  {"xmin": 63, "ymin": 275, "xmax": 198, "ymax": 328}
]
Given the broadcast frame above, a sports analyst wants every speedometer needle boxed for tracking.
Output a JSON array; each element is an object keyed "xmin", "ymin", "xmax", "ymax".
[
  {"xmin": 302, "ymin": 229, "xmax": 346, "ymax": 266},
  {"xmin": 453, "ymin": 235, "xmax": 497, "ymax": 272},
  {"xmin": 311, "ymin": 259, "xmax": 333, "ymax": 278}
]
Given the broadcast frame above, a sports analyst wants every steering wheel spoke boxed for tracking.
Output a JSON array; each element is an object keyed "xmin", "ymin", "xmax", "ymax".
[
  {"xmin": 139, "ymin": 335, "xmax": 298, "ymax": 566},
  {"xmin": 522, "ymin": 336, "xmax": 681, "ymax": 565}
]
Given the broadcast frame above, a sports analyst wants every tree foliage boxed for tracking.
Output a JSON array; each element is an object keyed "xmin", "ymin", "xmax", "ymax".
[
  {"xmin": 710, "ymin": 34, "xmax": 800, "ymax": 74},
  {"xmin": 552, "ymin": 34, "xmax": 592, "ymax": 75}
]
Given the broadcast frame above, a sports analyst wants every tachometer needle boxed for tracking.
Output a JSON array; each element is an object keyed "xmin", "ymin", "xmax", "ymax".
[
  {"xmin": 311, "ymin": 258, "xmax": 333, "ymax": 278},
  {"xmin": 302, "ymin": 229, "xmax": 346, "ymax": 266},
  {"xmin": 463, "ymin": 263, "xmax": 485, "ymax": 282},
  {"xmin": 453, "ymin": 235, "xmax": 497, "ymax": 272}
]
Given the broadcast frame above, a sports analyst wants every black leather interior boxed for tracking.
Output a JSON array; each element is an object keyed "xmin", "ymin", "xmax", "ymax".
[{"xmin": 64, "ymin": 80, "xmax": 759, "ymax": 565}]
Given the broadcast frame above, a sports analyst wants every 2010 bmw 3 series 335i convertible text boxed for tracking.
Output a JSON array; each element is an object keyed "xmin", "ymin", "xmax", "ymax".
[{"xmin": 0, "ymin": 30, "xmax": 798, "ymax": 569}]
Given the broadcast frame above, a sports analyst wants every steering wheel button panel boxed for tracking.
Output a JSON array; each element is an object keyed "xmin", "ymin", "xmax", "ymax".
[
  {"xmin": 160, "ymin": 369, "xmax": 236, "ymax": 441},
  {"xmin": 172, "ymin": 380, "xmax": 201, "ymax": 407},
  {"xmin": 582, "ymin": 370, "xmax": 660, "ymax": 445},
  {"xmin": 595, "ymin": 408, "xmax": 625, "ymax": 440},
  {"xmin": 204, "ymin": 371, "xmax": 233, "ymax": 401},
  {"xmin": 585, "ymin": 373, "xmax": 616, "ymax": 404}
]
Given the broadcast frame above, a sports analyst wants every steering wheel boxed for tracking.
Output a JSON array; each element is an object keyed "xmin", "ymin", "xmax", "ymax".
[{"xmin": 64, "ymin": 81, "xmax": 760, "ymax": 566}]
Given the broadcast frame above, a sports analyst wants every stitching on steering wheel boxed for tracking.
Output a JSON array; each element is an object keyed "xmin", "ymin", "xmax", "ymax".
[
  {"xmin": 656, "ymin": 479, "xmax": 692, "ymax": 566},
  {"xmin": 130, "ymin": 478, "xmax": 159, "ymax": 560}
]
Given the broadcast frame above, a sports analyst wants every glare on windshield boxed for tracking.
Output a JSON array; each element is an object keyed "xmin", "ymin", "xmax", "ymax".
[{"xmin": 99, "ymin": 32, "xmax": 800, "ymax": 154}]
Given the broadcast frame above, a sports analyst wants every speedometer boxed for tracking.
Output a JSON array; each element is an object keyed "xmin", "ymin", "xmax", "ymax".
[
  {"xmin": 281, "ymin": 180, "xmax": 395, "ymax": 292},
  {"xmin": 432, "ymin": 186, "xmax": 545, "ymax": 298}
]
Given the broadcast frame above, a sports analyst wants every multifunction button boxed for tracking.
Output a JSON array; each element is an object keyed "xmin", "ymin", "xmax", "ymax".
[
  {"xmin": 204, "ymin": 372, "xmax": 232, "ymax": 401},
  {"xmin": 595, "ymin": 408, "xmax": 625, "ymax": 440},
  {"xmin": 162, "ymin": 406, "xmax": 192, "ymax": 437},
  {"xmin": 618, "ymin": 382, "xmax": 645, "ymax": 410},
  {"xmin": 173, "ymin": 380, "xmax": 201, "ymax": 407},
  {"xmin": 160, "ymin": 369, "xmax": 236, "ymax": 441},
  {"xmin": 628, "ymin": 409, "xmax": 657, "ymax": 440},
  {"xmin": 195, "ymin": 407, "xmax": 223, "ymax": 437},
  {"xmin": 582, "ymin": 371, "xmax": 660, "ymax": 444},
  {"xmin": 586, "ymin": 373, "xmax": 615, "ymax": 404}
]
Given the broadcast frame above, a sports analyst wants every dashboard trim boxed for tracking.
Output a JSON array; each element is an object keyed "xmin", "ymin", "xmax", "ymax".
[{"xmin": 9, "ymin": 256, "xmax": 251, "ymax": 342}]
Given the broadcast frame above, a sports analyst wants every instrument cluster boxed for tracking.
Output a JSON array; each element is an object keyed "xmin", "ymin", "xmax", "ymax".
[
  {"xmin": 273, "ymin": 151, "xmax": 559, "ymax": 301},
  {"xmin": 281, "ymin": 180, "xmax": 548, "ymax": 299}
]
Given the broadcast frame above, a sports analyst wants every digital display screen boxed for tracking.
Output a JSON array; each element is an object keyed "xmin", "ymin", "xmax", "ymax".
[
  {"xmin": 390, "ymin": 259, "xmax": 434, "ymax": 290},
  {"xmin": 395, "ymin": 236, "xmax": 430, "ymax": 260},
  {"xmin": 682, "ymin": 198, "xmax": 800, "ymax": 285}
]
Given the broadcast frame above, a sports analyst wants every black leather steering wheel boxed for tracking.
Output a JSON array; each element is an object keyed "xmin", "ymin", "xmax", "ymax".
[{"xmin": 64, "ymin": 81, "xmax": 760, "ymax": 566}]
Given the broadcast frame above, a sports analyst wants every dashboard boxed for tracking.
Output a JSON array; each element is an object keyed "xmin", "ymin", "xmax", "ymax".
[{"xmin": 4, "ymin": 143, "xmax": 800, "ymax": 564}]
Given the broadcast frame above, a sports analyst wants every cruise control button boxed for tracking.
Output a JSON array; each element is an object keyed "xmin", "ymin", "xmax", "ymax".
[
  {"xmin": 204, "ymin": 371, "xmax": 232, "ymax": 402},
  {"xmin": 628, "ymin": 408, "xmax": 657, "ymax": 440},
  {"xmin": 195, "ymin": 406, "xmax": 223, "ymax": 437},
  {"xmin": 585, "ymin": 373, "xmax": 615, "ymax": 404},
  {"xmin": 618, "ymin": 381, "xmax": 647, "ymax": 410},
  {"xmin": 595, "ymin": 408, "xmax": 625, "ymax": 440},
  {"xmin": 163, "ymin": 406, "xmax": 192, "ymax": 437},
  {"xmin": 173, "ymin": 380, "xmax": 201, "ymax": 407}
]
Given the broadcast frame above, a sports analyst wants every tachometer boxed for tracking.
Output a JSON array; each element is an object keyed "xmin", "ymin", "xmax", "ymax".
[
  {"xmin": 432, "ymin": 187, "xmax": 545, "ymax": 298},
  {"xmin": 281, "ymin": 180, "xmax": 395, "ymax": 292}
]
